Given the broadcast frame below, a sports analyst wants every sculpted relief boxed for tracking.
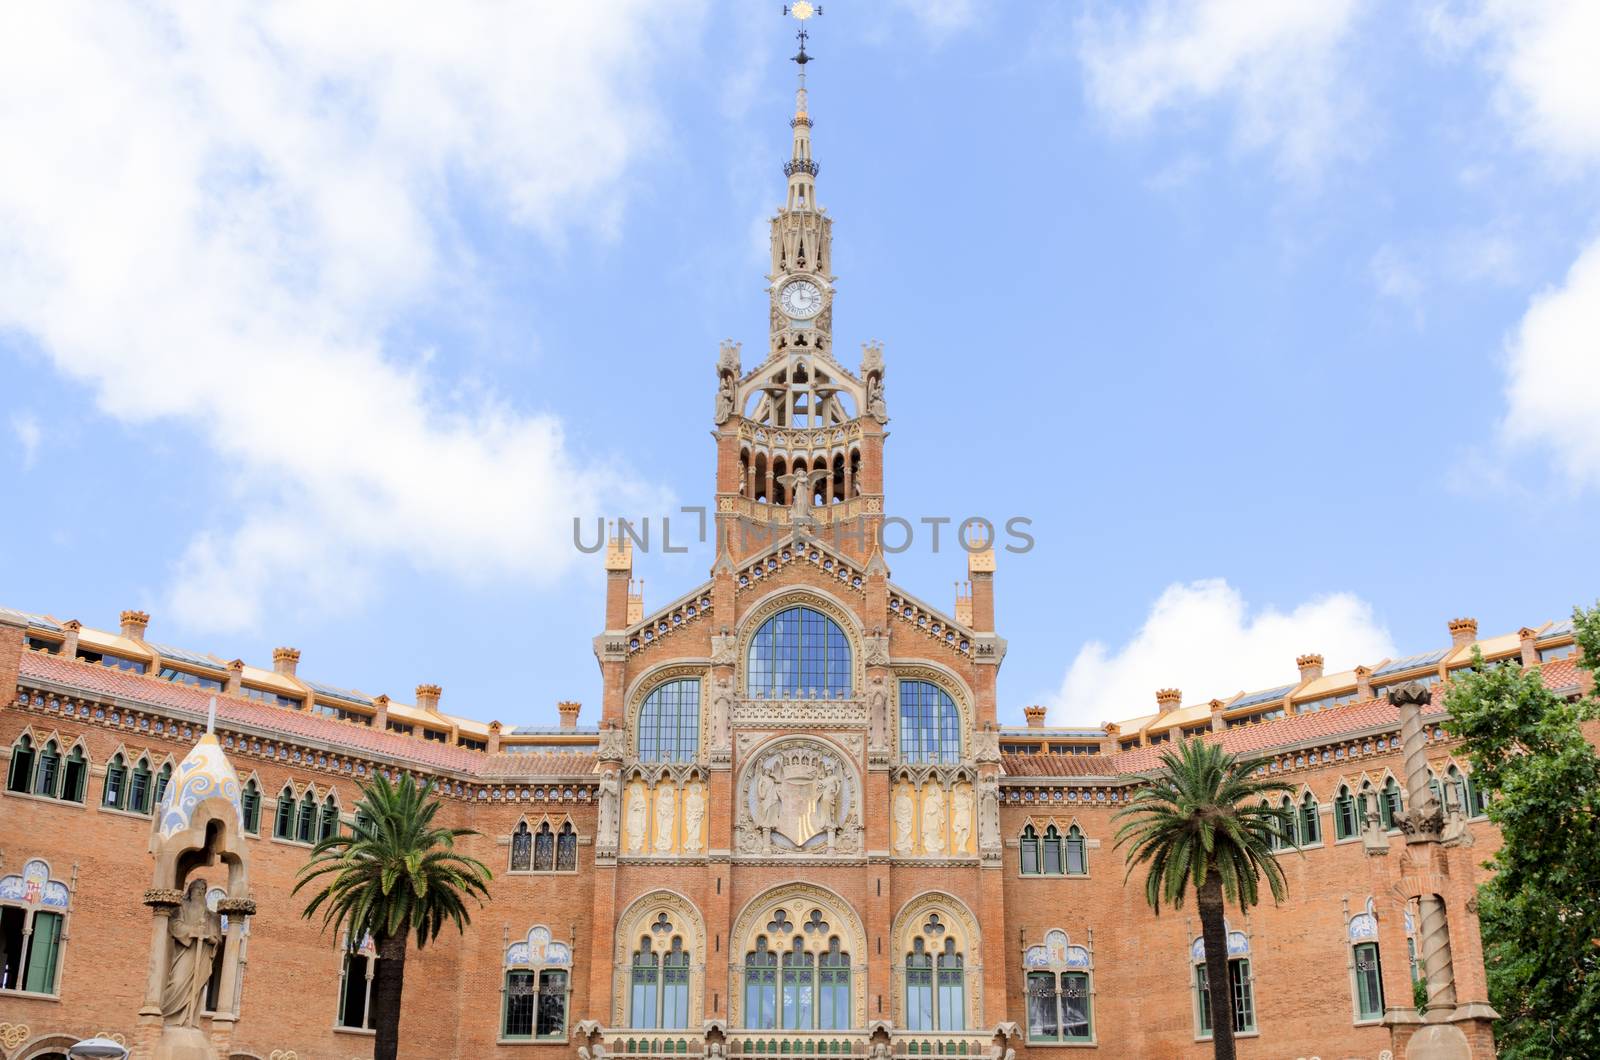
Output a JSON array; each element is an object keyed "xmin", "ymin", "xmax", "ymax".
[
  {"xmin": 894, "ymin": 775, "xmax": 979, "ymax": 858},
  {"xmin": 737, "ymin": 739, "xmax": 862, "ymax": 856}
]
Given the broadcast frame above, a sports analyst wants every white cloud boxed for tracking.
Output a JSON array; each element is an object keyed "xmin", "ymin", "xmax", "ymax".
[
  {"xmin": 889, "ymin": 0, "xmax": 977, "ymax": 36},
  {"xmin": 1370, "ymin": 245, "xmax": 1424, "ymax": 305},
  {"xmin": 1429, "ymin": 1, "xmax": 1600, "ymax": 169},
  {"xmin": 1500, "ymin": 235, "xmax": 1600, "ymax": 488},
  {"xmin": 0, "ymin": 2, "xmax": 693, "ymax": 630},
  {"xmin": 1078, "ymin": 0, "xmax": 1365, "ymax": 176},
  {"xmin": 10, "ymin": 414, "xmax": 41, "ymax": 469},
  {"xmin": 1046, "ymin": 579, "xmax": 1395, "ymax": 728}
]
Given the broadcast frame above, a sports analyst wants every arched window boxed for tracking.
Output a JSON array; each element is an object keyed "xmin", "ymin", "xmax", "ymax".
[
  {"xmin": 510, "ymin": 822, "xmax": 533, "ymax": 872},
  {"xmin": 128, "ymin": 757, "xmax": 153, "ymax": 814},
  {"xmin": 1019, "ymin": 825, "xmax": 1040, "ymax": 875},
  {"xmin": 0, "ymin": 859, "xmax": 69, "ymax": 995},
  {"xmin": 534, "ymin": 822, "xmax": 556, "ymax": 871},
  {"xmin": 102, "ymin": 753, "xmax": 127, "ymax": 809},
  {"xmin": 337, "ymin": 938, "xmax": 377, "ymax": 1030},
  {"xmin": 1299, "ymin": 792, "xmax": 1321, "ymax": 845},
  {"xmin": 1024, "ymin": 929, "xmax": 1093, "ymax": 1043},
  {"xmin": 898, "ymin": 680, "xmax": 962, "ymax": 764},
  {"xmin": 1193, "ymin": 929, "xmax": 1255, "ymax": 1038},
  {"xmin": 818, "ymin": 937, "xmax": 851, "ymax": 1029},
  {"xmin": 1463, "ymin": 769, "xmax": 1487, "ymax": 818},
  {"xmin": 318, "ymin": 795, "xmax": 340, "ymax": 842},
  {"xmin": 637, "ymin": 679, "xmax": 700, "ymax": 763},
  {"xmin": 1065, "ymin": 825, "xmax": 1087, "ymax": 875},
  {"xmin": 296, "ymin": 790, "xmax": 318, "ymax": 843},
  {"xmin": 905, "ymin": 915, "xmax": 965, "ymax": 1031},
  {"xmin": 240, "ymin": 780, "xmax": 260, "ymax": 834},
  {"xmin": 1334, "ymin": 785, "xmax": 1358, "ymax": 840},
  {"xmin": 32, "ymin": 740, "xmax": 60, "ymax": 798},
  {"xmin": 743, "ymin": 907, "xmax": 852, "ymax": 1030},
  {"xmin": 6, "ymin": 735, "xmax": 34, "ymax": 793},
  {"xmin": 747, "ymin": 606, "xmax": 852, "ymax": 699},
  {"xmin": 274, "ymin": 786, "xmax": 295, "ymax": 839},
  {"xmin": 154, "ymin": 762, "xmax": 173, "ymax": 807},
  {"xmin": 630, "ymin": 929, "xmax": 690, "ymax": 1029},
  {"xmin": 60, "ymin": 746, "xmax": 87, "ymax": 804},
  {"xmin": 745, "ymin": 936, "xmax": 778, "ymax": 1029},
  {"xmin": 556, "ymin": 822, "xmax": 578, "ymax": 872},
  {"xmin": 1042, "ymin": 825, "xmax": 1063, "ymax": 874},
  {"xmin": 1380, "ymin": 777, "xmax": 1403, "ymax": 830},
  {"xmin": 1428, "ymin": 772, "xmax": 1444, "ymax": 811},
  {"xmin": 1353, "ymin": 941, "xmax": 1384, "ymax": 1021},
  {"xmin": 503, "ymin": 926, "xmax": 573, "ymax": 1040},
  {"xmin": 1279, "ymin": 796, "xmax": 1299, "ymax": 847}
]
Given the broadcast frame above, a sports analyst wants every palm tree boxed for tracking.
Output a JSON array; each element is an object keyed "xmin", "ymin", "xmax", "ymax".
[
  {"xmin": 294, "ymin": 773, "xmax": 492, "ymax": 1060},
  {"xmin": 1113, "ymin": 739, "xmax": 1295, "ymax": 1060}
]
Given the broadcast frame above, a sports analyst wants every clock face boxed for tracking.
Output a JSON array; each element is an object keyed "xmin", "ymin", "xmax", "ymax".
[{"xmin": 779, "ymin": 279, "xmax": 824, "ymax": 319}]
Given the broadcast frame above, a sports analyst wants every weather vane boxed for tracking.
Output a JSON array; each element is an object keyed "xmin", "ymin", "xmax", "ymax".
[{"xmin": 783, "ymin": 2, "xmax": 822, "ymax": 75}]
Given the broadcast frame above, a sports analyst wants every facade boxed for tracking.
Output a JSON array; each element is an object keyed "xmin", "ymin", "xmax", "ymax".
[{"xmin": 0, "ymin": 40, "xmax": 1594, "ymax": 1060}]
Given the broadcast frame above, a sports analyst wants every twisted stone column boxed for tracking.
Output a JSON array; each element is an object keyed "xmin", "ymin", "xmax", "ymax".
[{"xmin": 1418, "ymin": 894, "xmax": 1456, "ymax": 1013}]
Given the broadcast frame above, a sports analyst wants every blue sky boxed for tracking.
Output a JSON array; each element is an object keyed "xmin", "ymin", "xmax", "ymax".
[{"xmin": 2, "ymin": 1, "xmax": 1597, "ymax": 729}]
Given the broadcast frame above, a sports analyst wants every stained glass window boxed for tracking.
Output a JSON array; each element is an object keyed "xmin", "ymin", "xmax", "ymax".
[
  {"xmin": 747, "ymin": 607, "xmax": 852, "ymax": 699},
  {"xmin": 511, "ymin": 822, "xmax": 533, "ymax": 872},
  {"xmin": 556, "ymin": 822, "xmax": 578, "ymax": 872}
]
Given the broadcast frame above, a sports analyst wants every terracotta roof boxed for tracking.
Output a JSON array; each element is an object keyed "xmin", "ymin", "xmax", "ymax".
[
  {"xmin": 476, "ymin": 752, "xmax": 599, "ymax": 778},
  {"xmin": 1000, "ymin": 753, "xmax": 1116, "ymax": 778},
  {"xmin": 1540, "ymin": 657, "xmax": 1584, "ymax": 692},
  {"xmin": 18, "ymin": 651, "xmax": 481, "ymax": 773}
]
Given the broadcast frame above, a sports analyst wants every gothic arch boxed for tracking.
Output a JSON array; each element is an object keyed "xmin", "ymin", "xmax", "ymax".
[
  {"xmin": 889, "ymin": 891, "xmax": 983, "ymax": 1030},
  {"xmin": 890, "ymin": 662, "xmax": 975, "ymax": 756},
  {"xmin": 727, "ymin": 882, "xmax": 869, "ymax": 1028},
  {"xmin": 611, "ymin": 889, "xmax": 707, "ymax": 1028},
  {"xmin": 737, "ymin": 587, "xmax": 864, "ymax": 664}
]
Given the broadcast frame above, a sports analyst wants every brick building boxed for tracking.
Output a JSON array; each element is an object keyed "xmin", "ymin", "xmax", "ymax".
[{"xmin": 0, "ymin": 23, "xmax": 1591, "ymax": 1060}]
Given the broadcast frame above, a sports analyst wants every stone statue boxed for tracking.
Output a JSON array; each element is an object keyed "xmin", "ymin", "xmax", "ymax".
[
  {"xmin": 893, "ymin": 788, "xmax": 915, "ymax": 853},
  {"xmin": 710, "ymin": 677, "xmax": 734, "ymax": 749},
  {"xmin": 868, "ymin": 676, "xmax": 890, "ymax": 752},
  {"xmin": 870, "ymin": 1040, "xmax": 891, "ymax": 1060},
  {"xmin": 625, "ymin": 785, "xmax": 648, "ymax": 853},
  {"xmin": 867, "ymin": 374, "xmax": 887, "ymax": 423},
  {"xmin": 816, "ymin": 766, "xmax": 842, "ymax": 829},
  {"xmin": 598, "ymin": 772, "xmax": 621, "ymax": 849},
  {"xmin": 756, "ymin": 767, "xmax": 782, "ymax": 830},
  {"xmin": 683, "ymin": 784, "xmax": 706, "ymax": 851},
  {"xmin": 951, "ymin": 787, "xmax": 973, "ymax": 854},
  {"xmin": 654, "ymin": 784, "xmax": 677, "ymax": 851},
  {"xmin": 978, "ymin": 776, "xmax": 1001, "ymax": 851},
  {"xmin": 922, "ymin": 785, "xmax": 947, "ymax": 853},
  {"xmin": 161, "ymin": 879, "xmax": 221, "ymax": 1028},
  {"xmin": 714, "ymin": 373, "xmax": 736, "ymax": 424}
]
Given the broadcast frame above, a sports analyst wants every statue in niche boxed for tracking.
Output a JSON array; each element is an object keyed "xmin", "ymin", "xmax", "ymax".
[
  {"xmin": 714, "ymin": 373, "xmax": 736, "ymax": 424},
  {"xmin": 710, "ymin": 677, "xmax": 734, "ymax": 749},
  {"xmin": 161, "ymin": 879, "xmax": 222, "ymax": 1028},
  {"xmin": 922, "ymin": 785, "xmax": 947, "ymax": 853},
  {"xmin": 867, "ymin": 374, "xmax": 887, "ymax": 423},
  {"xmin": 868, "ymin": 675, "xmax": 891, "ymax": 752},
  {"xmin": 625, "ymin": 785, "xmax": 648, "ymax": 854},
  {"xmin": 654, "ymin": 784, "xmax": 677, "ymax": 851},
  {"xmin": 893, "ymin": 788, "xmax": 915, "ymax": 854},
  {"xmin": 951, "ymin": 787, "xmax": 973, "ymax": 854},
  {"xmin": 597, "ymin": 772, "xmax": 621, "ymax": 849},
  {"xmin": 978, "ymin": 776, "xmax": 1001, "ymax": 851},
  {"xmin": 683, "ymin": 784, "xmax": 706, "ymax": 851}
]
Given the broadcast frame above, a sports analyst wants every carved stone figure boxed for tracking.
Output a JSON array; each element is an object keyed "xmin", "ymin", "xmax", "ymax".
[
  {"xmin": 161, "ymin": 879, "xmax": 221, "ymax": 1028},
  {"xmin": 756, "ymin": 768, "xmax": 782, "ymax": 830},
  {"xmin": 816, "ymin": 766, "xmax": 842, "ymax": 830},
  {"xmin": 867, "ymin": 374, "xmax": 887, "ymax": 423},
  {"xmin": 598, "ymin": 772, "xmax": 621, "ymax": 850},
  {"xmin": 599, "ymin": 728, "xmax": 627, "ymax": 763},
  {"xmin": 863, "ymin": 632, "xmax": 890, "ymax": 667},
  {"xmin": 921, "ymin": 785, "xmax": 947, "ymax": 853},
  {"xmin": 978, "ymin": 776, "xmax": 1001, "ymax": 851},
  {"xmin": 710, "ymin": 634, "xmax": 738, "ymax": 668},
  {"xmin": 951, "ymin": 787, "xmax": 973, "ymax": 854},
  {"xmin": 684, "ymin": 784, "xmax": 706, "ymax": 851},
  {"xmin": 714, "ymin": 373, "xmax": 736, "ymax": 424},
  {"xmin": 625, "ymin": 785, "xmax": 648, "ymax": 853},
  {"xmin": 868, "ymin": 676, "xmax": 890, "ymax": 752},
  {"xmin": 654, "ymin": 784, "xmax": 677, "ymax": 851},
  {"xmin": 893, "ymin": 788, "xmax": 915, "ymax": 853},
  {"xmin": 710, "ymin": 677, "xmax": 734, "ymax": 750}
]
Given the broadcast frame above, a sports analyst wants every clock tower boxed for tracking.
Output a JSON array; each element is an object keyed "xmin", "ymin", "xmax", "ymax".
[{"xmin": 711, "ymin": 13, "xmax": 888, "ymax": 569}]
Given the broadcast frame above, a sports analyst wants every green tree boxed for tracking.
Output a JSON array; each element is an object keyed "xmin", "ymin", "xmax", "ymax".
[
  {"xmin": 1114, "ymin": 739, "xmax": 1295, "ymax": 1060},
  {"xmin": 294, "ymin": 773, "xmax": 492, "ymax": 1060},
  {"xmin": 1444, "ymin": 604, "xmax": 1600, "ymax": 1059}
]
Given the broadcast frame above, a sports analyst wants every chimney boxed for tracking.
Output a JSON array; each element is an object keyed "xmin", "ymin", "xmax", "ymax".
[
  {"xmin": 1354, "ymin": 665, "xmax": 1373, "ymax": 700},
  {"xmin": 1518, "ymin": 627, "xmax": 1539, "ymax": 668},
  {"xmin": 1296, "ymin": 653, "xmax": 1324, "ymax": 683},
  {"xmin": 416, "ymin": 684, "xmax": 442, "ymax": 713},
  {"xmin": 604, "ymin": 532, "xmax": 634, "ymax": 630},
  {"xmin": 966, "ymin": 544, "xmax": 996, "ymax": 632},
  {"xmin": 488, "ymin": 720, "xmax": 503, "ymax": 754},
  {"xmin": 62, "ymin": 619, "xmax": 81, "ymax": 658},
  {"xmin": 272, "ymin": 647, "xmax": 300, "ymax": 677},
  {"xmin": 373, "ymin": 694, "xmax": 390, "ymax": 731},
  {"xmin": 953, "ymin": 582, "xmax": 973, "ymax": 628},
  {"xmin": 1208, "ymin": 698, "xmax": 1227, "ymax": 733},
  {"xmin": 1155, "ymin": 688, "xmax": 1181, "ymax": 714},
  {"xmin": 1100, "ymin": 722, "xmax": 1120, "ymax": 756},
  {"xmin": 225, "ymin": 659, "xmax": 244, "ymax": 695},
  {"xmin": 1022, "ymin": 705, "xmax": 1048, "ymax": 729},
  {"xmin": 558, "ymin": 701, "xmax": 582, "ymax": 730},
  {"xmin": 626, "ymin": 581, "xmax": 645, "ymax": 625},
  {"xmin": 120, "ymin": 609, "xmax": 150, "ymax": 640},
  {"xmin": 1448, "ymin": 617, "xmax": 1479, "ymax": 649}
]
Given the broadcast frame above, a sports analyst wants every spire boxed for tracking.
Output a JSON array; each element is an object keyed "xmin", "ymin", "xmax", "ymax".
[{"xmin": 783, "ymin": 3, "xmax": 820, "ymax": 212}]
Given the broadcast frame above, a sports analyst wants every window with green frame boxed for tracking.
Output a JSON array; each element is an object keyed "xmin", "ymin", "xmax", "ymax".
[
  {"xmin": 1334, "ymin": 785, "xmax": 1359, "ymax": 839},
  {"xmin": 1353, "ymin": 942, "xmax": 1384, "ymax": 1021},
  {"xmin": 273, "ymin": 786, "xmax": 295, "ymax": 839},
  {"xmin": 240, "ymin": 780, "xmax": 261, "ymax": 834},
  {"xmin": 1380, "ymin": 777, "xmax": 1403, "ymax": 830},
  {"xmin": 1026, "ymin": 970, "xmax": 1092, "ymax": 1042},
  {"xmin": 102, "ymin": 753, "xmax": 128, "ymax": 809},
  {"xmin": 1196, "ymin": 958, "xmax": 1255, "ymax": 1037}
]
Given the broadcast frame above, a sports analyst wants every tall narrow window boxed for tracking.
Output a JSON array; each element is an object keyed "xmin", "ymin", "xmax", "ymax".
[
  {"xmin": 637, "ymin": 679, "xmax": 701, "ymax": 763},
  {"xmin": 318, "ymin": 796, "xmax": 340, "ymax": 842},
  {"xmin": 1065, "ymin": 826, "xmax": 1087, "ymax": 876},
  {"xmin": 1353, "ymin": 942, "xmax": 1384, "ymax": 1021},
  {"xmin": 153, "ymin": 762, "xmax": 173, "ymax": 806},
  {"xmin": 1019, "ymin": 825, "xmax": 1040, "ymax": 875},
  {"xmin": 128, "ymin": 758, "xmax": 153, "ymax": 814},
  {"xmin": 510, "ymin": 822, "xmax": 533, "ymax": 872},
  {"xmin": 274, "ymin": 787, "xmax": 295, "ymax": 839},
  {"xmin": 936, "ymin": 938, "xmax": 965, "ymax": 1030},
  {"xmin": 746, "ymin": 937, "xmax": 778, "ymax": 1029},
  {"xmin": 818, "ymin": 938, "xmax": 850, "ymax": 1030},
  {"xmin": 1381, "ymin": 778, "xmax": 1403, "ymax": 830},
  {"xmin": 32, "ymin": 740, "xmax": 60, "ymax": 798},
  {"xmin": 556, "ymin": 822, "xmax": 578, "ymax": 871},
  {"xmin": 240, "ymin": 780, "xmax": 260, "ymax": 834},
  {"xmin": 898, "ymin": 680, "xmax": 962, "ymax": 764},
  {"xmin": 905, "ymin": 938, "xmax": 933, "ymax": 1031},
  {"xmin": 337, "ymin": 951, "xmax": 375, "ymax": 1030},
  {"xmin": 1196, "ymin": 958, "xmax": 1255, "ymax": 1037},
  {"xmin": 1463, "ymin": 770, "xmax": 1487, "ymax": 817},
  {"xmin": 630, "ymin": 938, "xmax": 660, "ymax": 1028},
  {"xmin": 537, "ymin": 969, "xmax": 569, "ymax": 1037},
  {"xmin": 1300, "ymin": 792, "xmax": 1321, "ymax": 845},
  {"xmin": 533, "ymin": 822, "xmax": 555, "ymax": 871},
  {"xmin": 23, "ymin": 910, "xmax": 63, "ymax": 994},
  {"xmin": 747, "ymin": 606, "xmax": 852, "ymax": 699},
  {"xmin": 1335, "ymin": 785, "xmax": 1358, "ymax": 840},
  {"xmin": 661, "ymin": 937, "xmax": 689, "ymax": 1028},
  {"xmin": 6, "ymin": 736, "xmax": 34, "ymax": 793},
  {"xmin": 60, "ymin": 746, "xmax": 87, "ymax": 804},
  {"xmin": 504, "ymin": 969, "xmax": 536, "ymax": 1039},
  {"xmin": 1280, "ymin": 796, "xmax": 1299, "ymax": 847},
  {"xmin": 296, "ymin": 791, "xmax": 317, "ymax": 843},
  {"xmin": 102, "ymin": 754, "xmax": 127, "ymax": 809},
  {"xmin": 1042, "ymin": 826, "xmax": 1064, "ymax": 875},
  {"xmin": 781, "ymin": 937, "xmax": 815, "ymax": 1029}
]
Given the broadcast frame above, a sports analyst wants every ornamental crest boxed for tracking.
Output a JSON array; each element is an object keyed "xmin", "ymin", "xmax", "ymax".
[{"xmin": 739, "ymin": 739, "xmax": 858, "ymax": 854}]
